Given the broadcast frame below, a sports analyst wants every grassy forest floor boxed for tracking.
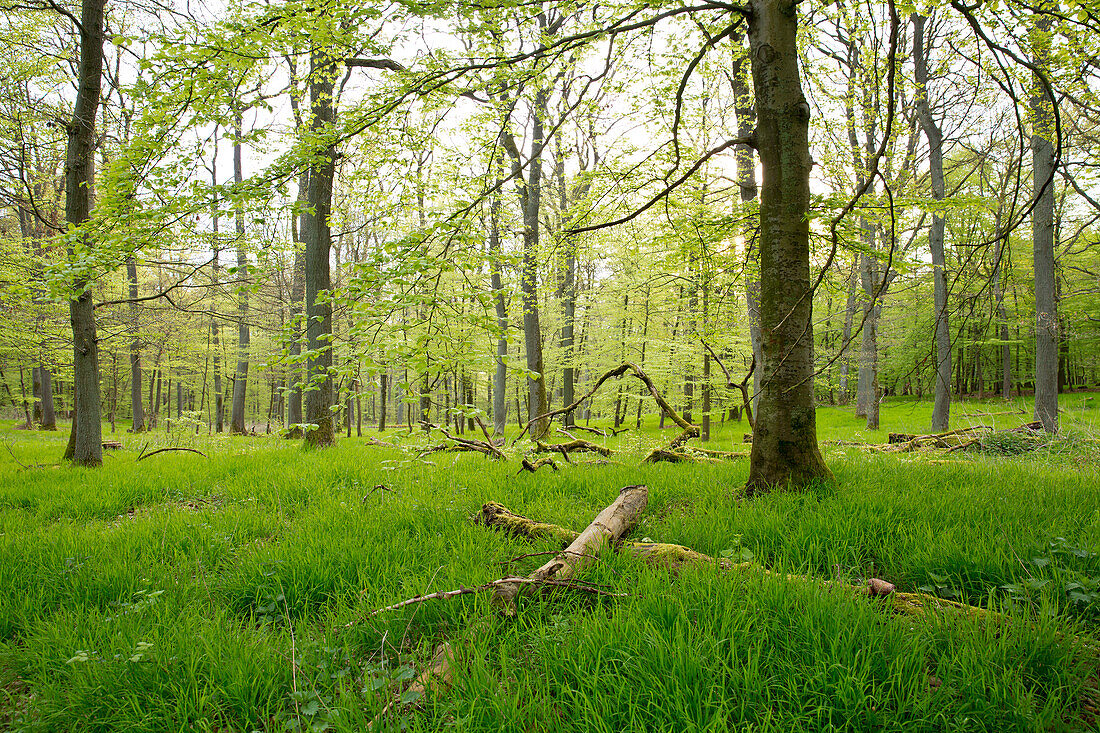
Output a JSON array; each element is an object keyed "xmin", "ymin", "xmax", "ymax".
[{"xmin": 1, "ymin": 395, "xmax": 1100, "ymax": 731}]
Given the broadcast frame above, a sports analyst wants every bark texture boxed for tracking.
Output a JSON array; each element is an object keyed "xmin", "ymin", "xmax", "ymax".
[
  {"xmin": 1030, "ymin": 10, "xmax": 1058, "ymax": 433},
  {"xmin": 61, "ymin": 0, "xmax": 106, "ymax": 466},
  {"xmin": 913, "ymin": 13, "xmax": 952, "ymax": 432},
  {"xmin": 230, "ymin": 114, "xmax": 250, "ymax": 434},
  {"xmin": 744, "ymin": 0, "xmax": 832, "ymax": 492},
  {"xmin": 302, "ymin": 49, "xmax": 337, "ymax": 448}
]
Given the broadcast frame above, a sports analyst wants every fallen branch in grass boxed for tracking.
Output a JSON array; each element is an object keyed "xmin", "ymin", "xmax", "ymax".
[
  {"xmin": 135, "ymin": 446, "xmax": 208, "ymax": 461},
  {"xmin": 419, "ymin": 422, "xmax": 506, "ymax": 460},
  {"xmin": 643, "ymin": 446, "xmax": 748, "ymax": 464},
  {"xmin": 491, "ymin": 484, "xmax": 647, "ymax": 613},
  {"xmin": 518, "ymin": 456, "xmax": 559, "ymax": 474},
  {"xmin": 535, "ymin": 438, "xmax": 611, "ymax": 461},
  {"xmin": 568, "ymin": 425, "xmax": 607, "ymax": 438},
  {"xmin": 473, "ymin": 501, "xmax": 998, "ymax": 620}
]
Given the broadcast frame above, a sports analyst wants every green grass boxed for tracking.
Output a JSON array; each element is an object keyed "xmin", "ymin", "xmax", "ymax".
[{"xmin": 1, "ymin": 393, "xmax": 1099, "ymax": 731}]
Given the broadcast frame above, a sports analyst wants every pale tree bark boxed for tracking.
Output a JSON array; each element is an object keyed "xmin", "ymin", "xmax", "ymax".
[
  {"xmin": 838, "ymin": 261, "xmax": 858, "ymax": 405},
  {"xmin": 286, "ymin": 176, "xmax": 307, "ymax": 437},
  {"xmin": 913, "ymin": 13, "xmax": 951, "ymax": 431},
  {"xmin": 731, "ymin": 33, "xmax": 762, "ymax": 411},
  {"xmin": 745, "ymin": 0, "xmax": 832, "ymax": 492},
  {"xmin": 229, "ymin": 112, "xmax": 250, "ymax": 434},
  {"xmin": 488, "ymin": 146, "xmax": 509, "ymax": 438},
  {"xmin": 1030, "ymin": 9, "xmax": 1058, "ymax": 432},
  {"xmin": 126, "ymin": 256, "xmax": 146, "ymax": 432},
  {"xmin": 61, "ymin": 0, "xmax": 106, "ymax": 466},
  {"xmin": 302, "ymin": 49, "xmax": 337, "ymax": 448},
  {"xmin": 520, "ymin": 88, "xmax": 549, "ymax": 439}
]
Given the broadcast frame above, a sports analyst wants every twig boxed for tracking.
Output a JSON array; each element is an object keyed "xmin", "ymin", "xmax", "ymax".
[
  {"xmin": 357, "ymin": 576, "xmax": 628, "ymax": 619},
  {"xmin": 135, "ymin": 447, "xmax": 208, "ymax": 461},
  {"xmin": 3, "ymin": 441, "xmax": 29, "ymax": 470}
]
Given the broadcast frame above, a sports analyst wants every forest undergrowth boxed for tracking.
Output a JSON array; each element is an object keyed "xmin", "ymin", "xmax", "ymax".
[{"xmin": 1, "ymin": 396, "xmax": 1099, "ymax": 731}]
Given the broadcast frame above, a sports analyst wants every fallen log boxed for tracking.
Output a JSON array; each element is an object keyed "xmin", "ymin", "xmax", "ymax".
[
  {"xmin": 643, "ymin": 446, "xmax": 747, "ymax": 464},
  {"xmin": 518, "ymin": 456, "xmax": 559, "ymax": 474},
  {"xmin": 473, "ymin": 502, "xmax": 996, "ymax": 620},
  {"xmin": 490, "ymin": 485, "xmax": 648, "ymax": 613},
  {"xmin": 535, "ymin": 439, "xmax": 611, "ymax": 460}
]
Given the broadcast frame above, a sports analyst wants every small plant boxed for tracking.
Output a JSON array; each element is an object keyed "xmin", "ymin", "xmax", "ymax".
[
  {"xmin": 720, "ymin": 534, "xmax": 755, "ymax": 563},
  {"xmin": 917, "ymin": 572, "xmax": 960, "ymax": 600}
]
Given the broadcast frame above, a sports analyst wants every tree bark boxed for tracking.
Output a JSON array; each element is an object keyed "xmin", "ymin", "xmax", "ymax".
[
  {"xmin": 230, "ymin": 112, "xmax": 250, "ymax": 435},
  {"xmin": 1030, "ymin": 9, "xmax": 1058, "ymax": 432},
  {"xmin": 61, "ymin": 0, "xmax": 106, "ymax": 467},
  {"xmin": 744, "ymin": 0, "xmax": 832, "ymax": 492},
  {"xmin": 913, "ymin": 13, "xmax": 951, "ymax": 431},
  {"xmin": 519, "ymin": 87, "xmax": 549, "ymax": 439},
  {"xmin": 302, "ymin": 49, "xmax": 337, "ymax": 448}
]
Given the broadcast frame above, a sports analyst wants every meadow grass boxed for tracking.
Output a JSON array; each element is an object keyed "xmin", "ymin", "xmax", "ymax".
[{"xmin": 0, "ymin": 393, "xmax": 1098, "ymax": 731}]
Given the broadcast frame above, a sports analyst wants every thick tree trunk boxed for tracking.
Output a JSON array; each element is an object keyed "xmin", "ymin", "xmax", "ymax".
[
  {"xmin": 913, "ymin": 13, "xmax": 951, "ymax": 431},
  {"xmin": 61, "ymin": 0, "xmax": 106, "ymax": 466},
  {"xmin": 302, "ymin": 50, "xmax": 337, "ymax": 448},
  {"xmin": 1031, "ymin": 10, "xmax": 1058, "ymax": 432},
  {"xmin": 230, "ymin": 113, "xmax": 250, "ymax": 435},
  {"xmin": 745, "ymin": 0, "xmax": 832, "ymax": 492}
]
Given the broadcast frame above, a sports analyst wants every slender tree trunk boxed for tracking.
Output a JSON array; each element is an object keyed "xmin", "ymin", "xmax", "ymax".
[
  {"xmin": 61, "ymin": 0, "xmax": 106, "ymax": 466},
  {"xmin": 519, "ymin": 88, "xmax": 550, "ymax": 439},
  {"xmin": 838, "ymin": 261, "xmax": 858, "ymax": 405},
  {"xmin": 489, "ymin": 147, "xmax": 509, "ymax": 438},
  {"xmin": 38, "ymin": 366, "xmax": 56, "ymax": 430},
  {"xmin": 732, "ymin": 36, "xmax": 762, "ymax": 411},
  {"xmin": 378, "ymin": 372, "xmax": 388, "ymax": 432},
  {"xmin": 230, "ymin": 112, "xmax": 250, "ymax": 434},
  {"xmin": 913, "ymin": 13, "xmax": 951, "ymax": 431},
  {"xmin": 302, "ymin": 49, "xmax": 337, "ymax": 448},
  {"xmin": 745, "ymin": 0, "xmax": 832, "ymax": 492},
  {"xmin": 1031, "ymin": 9, "xmax": 1058, "ymax": 432},
  {"xmin": 125, "ymin": 256, "xmax": 146, "ymax": 432}
]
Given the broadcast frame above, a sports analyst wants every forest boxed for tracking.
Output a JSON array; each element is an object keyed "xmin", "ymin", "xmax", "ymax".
[{"xmin": 1, "ymin": 0, "xmax": 1100, "ymax": 730}]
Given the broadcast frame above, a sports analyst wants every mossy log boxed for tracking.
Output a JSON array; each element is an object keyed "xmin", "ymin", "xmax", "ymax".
[
  {"xmin": 643, "ymin": 447, "xmax": 747, "ymax": 464},
  {"xmin": 535, "ymin": 439, "xmax": 612, "ymax": 459},
  {"xmin": 473, "ymin": 502, "xmax": 996, "ymax": 620},
  {"xmin": 490, "ymin": 485, "xmax": 648, "ymax": 613},
  {"xmin": 518, "ymin": 456, "xmax": 559, "ymax": 474}
]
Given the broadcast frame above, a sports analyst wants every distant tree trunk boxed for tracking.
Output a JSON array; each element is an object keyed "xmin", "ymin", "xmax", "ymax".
[
  {"xmin": 838, "ymin": 261, "xmax": 858, "ymax": 405},
  {"xmin": 1031, "ymin": 9, "xmax": 1058, "ymax": 432},
  {"xmin": 378, "ymin": 372, "xmax": 388, "ymax": 432},
  {"xmin": 913, "ymin": 13, "xmax": 951, "ymax": 431},
  {"xmin": 230, "ymin": 112, "xmax": 250, "ymax": 435},
  {"xmin": 61, "ymin": 0, "xmax": 106, "ymax": 467},
  {"xmin": 38, "ymin": 366, "xmax": 56, "ymax": 430},
  {"xmin": 18, "ymin": 365, "xmax": 32, "ymax": 428},
  {"xmin": 126, "ymin": 256, "xmax": 146, "ymax": 432},
  {"xmin": 732, "ymin": 35, "xmax": 762, "ymax": 412},
  {"xmin": 745, "ymin": 0, "xmax": 832, "ymax": 492},
  {"xmin": 488, "ymin": 146, "xmax": 509, "ymax": 438},
  {"xmin": 519, "ymin": 88, "xmax": 549, "ymax": 438},
  {"xmin": 302, "ymin": 49, "xmax": 337, "ymax": 448}
]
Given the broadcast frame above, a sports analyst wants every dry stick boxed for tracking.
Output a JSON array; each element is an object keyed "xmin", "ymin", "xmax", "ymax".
[
  {"xmin": 135, "ymin": 447, "xmax": 208, "ymax": 461},
  {"xmin": 518, "ymin": 456, "xmax": 559, "ymax": 474},
  {"xmin": 473, "ymin": 501, "xmax": 1000, "ymax": 621},
  {"xmin": 421, "ymin": 421, "xmax": 506, "ymax": 460},
  {"xmin": 362, "ymin": 576, "xmax": 627, "ymax": 618}
]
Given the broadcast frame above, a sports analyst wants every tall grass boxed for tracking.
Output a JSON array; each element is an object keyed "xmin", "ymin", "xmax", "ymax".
[{"xmin": 0, "ymin": 392, "xmax": 1097, "ymax": 731}]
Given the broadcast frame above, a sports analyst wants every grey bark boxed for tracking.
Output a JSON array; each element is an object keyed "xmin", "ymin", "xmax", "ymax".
[
  {"xmin": 1031, "ymin": 10, "xmax": 1058, "ymax": 432},
  {"xmin": 745, "ymin": 0, "xmax": 832, "ymax": 492},
  {"xmin": 302, "ymin": 50, "xmax": 337, "ymax": 447},
  {"xmin": 61, "ymin": 0, "xmax": 106, "ymax": 466},
  {"xmin": 489, "ymin": 146, "xmax": 509, "ymax": 438},
  {"xmin": 913, "ymin": 13, "xmax": 951, "ymax": 431},
  {"xmin": 229, "ymin": 113, "xmax": 250, "ymax": 434}
]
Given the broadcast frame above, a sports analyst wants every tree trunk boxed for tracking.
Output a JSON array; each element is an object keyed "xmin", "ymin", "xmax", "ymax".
[
  {"xmin": 732, "ymin": 36, "xmax": 762, "ymax": 412},
  {"xmin": 488, "ymin": 147, "xmax": 509, "ymax": 439},
  {"xmin": 1031, "ymin": 9, "xmax": 1058, "ymax": 430},
  {"xmin": 38, "ymin": 366, "xmax": 56, "ymax": 430},
  {"xmin": 61, "ymin": 0, "xmax": 106, "ymax": 467},
  {"xmin": 230, "ymin": 113, "xmax": 250, "ymax": 435},
  {"xmin": 519, "ymin": 88, "xmax": 550, "ymax": 439},
  {"xmin": 838, "ymin": 261, "xmax": 858, "ymax": 405},
  {"xmin": 745, "ymin": 0, "xmax": 832, "ymax": 492},
  {"xmin": 302, "ymin": 49, "xmax": 337, "ymax": 448},
  {"xmin": 913, "ymin": 13, "xmax": 951, "ymax": 431}
]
